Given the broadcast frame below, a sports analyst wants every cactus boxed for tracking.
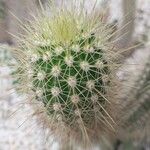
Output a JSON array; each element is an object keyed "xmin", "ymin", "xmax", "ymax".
[
  {"xmin": 123, "ymin": 57, "xmax": 150, "ymax": 130},
  {"xmin": 12, "ymin": 1, "xmax": 120, "ymax": 149},
  {"xmin": 118, "ymin": 55, "xmax": 150, "ymax": 148},
  {"xmin": 0, "ymin": 1, "xmax": 6, "ymax": 19}
]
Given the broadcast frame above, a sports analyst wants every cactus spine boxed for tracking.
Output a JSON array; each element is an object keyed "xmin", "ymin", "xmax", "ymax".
[{"xmin": 12, "ymin": 1, "xmax": 120, "ymax": 149}]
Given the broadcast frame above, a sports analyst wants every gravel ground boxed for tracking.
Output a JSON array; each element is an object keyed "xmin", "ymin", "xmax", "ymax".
[{"xmin": 0, "ymin": 0, "xmax": 150, "ymax": 149}]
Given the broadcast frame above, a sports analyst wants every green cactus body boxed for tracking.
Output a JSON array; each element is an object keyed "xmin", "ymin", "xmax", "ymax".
[
  {"xmin": 13, "ymin": 1, "xmax": 119, "ymax": 148},
  {"xmin": 31, "ymin": 34, "xmax": 110, "ymax": 127}
]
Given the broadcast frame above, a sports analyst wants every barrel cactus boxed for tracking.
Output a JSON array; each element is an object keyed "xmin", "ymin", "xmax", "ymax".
[{"xmin": 12, "ymin": 1, "xmax": 120, "ymax": 149}]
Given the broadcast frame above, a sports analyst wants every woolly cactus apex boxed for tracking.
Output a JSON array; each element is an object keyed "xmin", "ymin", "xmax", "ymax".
[{"xmin": 12, "ymin": 1, "xmax": 120, "ymax": 149}]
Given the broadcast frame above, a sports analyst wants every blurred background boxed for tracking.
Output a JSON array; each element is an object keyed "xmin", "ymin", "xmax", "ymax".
[{"xmin": 0, "ymin": 0, "xmax": 149, "ymax": 149}]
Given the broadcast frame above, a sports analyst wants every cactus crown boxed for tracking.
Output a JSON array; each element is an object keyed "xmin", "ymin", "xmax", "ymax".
[{"xmin": 13, "ymin": 0, "xmax": 119, "ymax": 147}]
